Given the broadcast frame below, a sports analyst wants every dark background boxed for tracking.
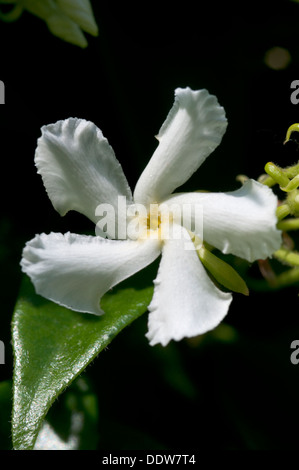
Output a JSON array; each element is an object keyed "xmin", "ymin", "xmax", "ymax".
[{"xmin": 1, "ymin": 0, "xmax": 299, "ymax": 450}]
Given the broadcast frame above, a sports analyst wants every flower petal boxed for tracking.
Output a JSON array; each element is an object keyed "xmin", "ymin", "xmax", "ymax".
[
  {"xmin": 146, "ymin": 225, "xmax": 232, "ymax": 346},
  {"xmin": 165, "ymin": 179, "xmax": 281, "ymax": 262},
  {"xmin": 134, "ymin": 87, "xmax": 227, "ymax": 205},
  {"xmin": 35, "ymin": 118, "xmax": 132, "ymax": 236},
  {"xmin": 21, "ymin": 232, "xmax": 161, "ymax": 315}
]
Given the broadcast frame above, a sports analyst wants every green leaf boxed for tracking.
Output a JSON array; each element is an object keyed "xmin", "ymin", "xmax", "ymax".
[
  {"xmin": 12, "ymin": 274, "xmax": 153, "ymax": 450},
  {"xmin": 198, "ymin": 245, "xmax": 249, "ymax": 296}
]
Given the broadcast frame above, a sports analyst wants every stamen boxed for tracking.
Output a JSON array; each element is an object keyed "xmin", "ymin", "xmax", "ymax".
[{"xmin": 147, "ymin": 204, "xmax": 161, "ymax": 231}]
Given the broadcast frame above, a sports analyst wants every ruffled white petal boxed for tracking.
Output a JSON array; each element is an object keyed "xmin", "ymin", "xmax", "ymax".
[
  {"xmin": 146, "ymin": 225, "xmax": 232, "ymax": 346},
  {"xmin": 21, "ymin": 232, "xmax": 161, "ymax": 315},
  {"xmin": 165, "ymin": 179, "xmax": 281, "ymax": 262},
  {"xmin": 134, "ymin": 87, "xmax": 227, "ymax": 206},
  {"xmin": 35, "ymin": 118, "xmax": 132, "ymax": 237}
]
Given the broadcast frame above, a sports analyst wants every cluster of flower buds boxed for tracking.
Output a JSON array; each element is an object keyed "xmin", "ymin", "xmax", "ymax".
[{"xmin": 256, "ymin": 123, "xmax": 299, "ymax": 289}]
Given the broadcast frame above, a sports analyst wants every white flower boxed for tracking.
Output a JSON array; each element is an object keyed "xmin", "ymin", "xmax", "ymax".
[
  {"xmin": 21, "ymin": 87, "xmax": 281, "ymax": 346},
  {"xmin": 0, "ymin": 0, "xmax": 98, "ymax": 48}
]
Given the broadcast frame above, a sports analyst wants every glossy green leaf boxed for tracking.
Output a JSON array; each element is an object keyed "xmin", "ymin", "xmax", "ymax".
[{"xmin": 12, "ymin": 274, "xmax": 153, "ymax": 450}]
